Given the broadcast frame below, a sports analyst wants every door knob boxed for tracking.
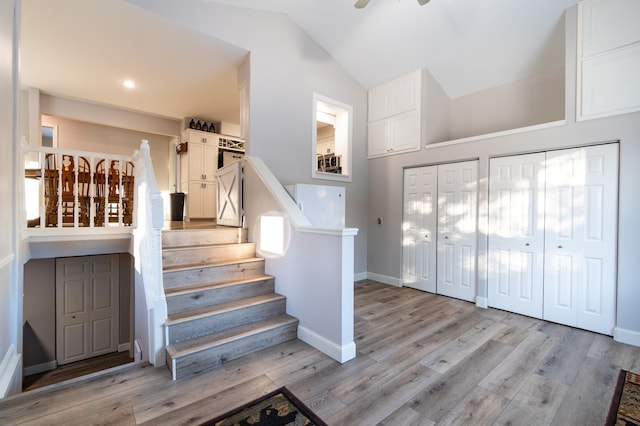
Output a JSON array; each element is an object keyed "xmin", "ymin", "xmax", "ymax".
[
  {"xmin": 558, "ymin": 245, "xmax": 563, "ymax": 249},
  {"xmin": 525, "ymin": 243, "xmax": 530, "ymax": 246}
]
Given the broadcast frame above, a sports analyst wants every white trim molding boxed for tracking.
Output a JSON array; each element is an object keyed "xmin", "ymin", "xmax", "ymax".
[
  {"xmin": 614, "ymin": 327, "xmax": 640, "ymax": 348},
  {"xmin": 297, "ymin": 326, "xmax": 356, "ymax": 364},
  {"xmin": 0, "ymin": 345, "xmax": 21, "ymax": 398},
  {"xmin": 367, "ymin": 272, "xmax": 402, "ymax": 287},
  {"xmin": 23, "ymin": 360, "xmax": 57, "ymax": 377},
  {"xmin": 354, "ymin": 272, "xmax": 367, "ymax": 282}
]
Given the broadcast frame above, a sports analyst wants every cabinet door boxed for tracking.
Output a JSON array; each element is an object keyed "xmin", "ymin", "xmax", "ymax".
[
  {"xmin": 488, "ymin": 153, "xmax": 545, "ymax": 318},
  {"xmin": 187, "ymin": 181, "xmax": 204, "ymax": 217},
  {"xmin": 393, "ymin": 70, "xmax": 420, "ymax": 115},
  {"xmin": 402, "ymin": 166, "xmax": 437, "ymax": 293},
  {"xmin": 202, "ymin": 144, "xmax": 218, "ymax": 181},
  {"xmin": 369, "ymin": 82, "xmax": 393, "ymax": 122},
  {"xmin": 543, "ymin": 144, "xmax": 618, "ymax": 335},
  {"xmin": 367, "ymin": 119, "xmax": 390, "ymax": 157},
  {"xmin": 187, "ymin": 142, "xmax": 205, "ymax": 181},
  {"xmin": 202, "ymin": 180, "xmax": 217, "ymax": 218},
  {"xmin": 390, "ymin": 110, "xmax": 420, "ymax": 153},
  {"xmin": 437, "ymin": 161, "xmax": 478, "ymax": 302}
]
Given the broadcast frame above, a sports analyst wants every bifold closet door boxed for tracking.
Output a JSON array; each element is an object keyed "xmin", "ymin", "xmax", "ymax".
[
  {"xmin": 543, "ymin": 143, "xmax": 618, "ymax": 335},
  {"xmin": 402, "ymin": 166, "xmax": 437, "ymax": 292},
  {"xmin": 56, "ymin": 255, "xmax": 119, "ymax": 365},
  {"xmin": 437, "ymin": 160, "xmax": 478, "ymax": 302},
  {"xmin": 488, "ymin": 153, "xmax": 545, "ymax": 318}
]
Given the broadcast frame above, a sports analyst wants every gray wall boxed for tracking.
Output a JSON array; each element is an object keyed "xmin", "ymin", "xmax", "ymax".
[
  {"xmin": 367, "ymin": 7, "xmax": 640, "ymax": 338},
  {"xmin": 127, "ymin": 0, "xmax": 369, "ymax": 277},
  {"xmin": 23, "ymin": 254, "xmax": 133, "ymax": 370}
]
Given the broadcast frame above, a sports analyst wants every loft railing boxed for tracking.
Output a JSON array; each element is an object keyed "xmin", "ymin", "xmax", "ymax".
[
  {"xmin": 132, "ymin": 140, "xmax": 167, "ymax": 367},
  {"xmin": 23, "ymin": 145, "xmax": 135, "ymax": 230}
]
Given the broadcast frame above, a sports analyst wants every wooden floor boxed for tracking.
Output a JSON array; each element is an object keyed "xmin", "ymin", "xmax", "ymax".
[
  {"xmin": 21, "ymin": 351, "xmax": 133, "ymax": 392},
  {"xmin": 2, "ymin": 280, "xmax": 639, "ymax": 425}
]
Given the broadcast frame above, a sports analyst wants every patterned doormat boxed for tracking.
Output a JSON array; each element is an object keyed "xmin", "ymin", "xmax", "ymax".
[
  {"xmin": 200, "ymin": 387, "xmax": 328, "ymax": 426},
  {"xmin": 607, "ymin": 370, "xmax": 640, "ymax": 425}
]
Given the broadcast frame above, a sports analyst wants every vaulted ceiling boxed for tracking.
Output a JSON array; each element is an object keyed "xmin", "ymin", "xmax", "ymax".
[{"xmin": 19, "ymin": 0, "xmax": 580, "ymax": 127}]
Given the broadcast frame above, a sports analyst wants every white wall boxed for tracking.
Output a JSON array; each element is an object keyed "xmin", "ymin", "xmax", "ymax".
[
  {"xmin": 0, "ymin": 0, "xmax": 21, "ymax": 397},
  {"xmin": 126, "ymin": 0, "xmax": 369, "ymax": 277}
]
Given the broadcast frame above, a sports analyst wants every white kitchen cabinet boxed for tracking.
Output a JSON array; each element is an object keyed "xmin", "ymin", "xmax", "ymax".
[
  {"xmin": 487, "ymin": 143, "xmax": 619, "ymax": 336},
  {"xmin": 180, "ymin": 129, "xmax": 218, "ymax": 218},
  {"xmin": 578, "ymin": 0, "xmax": 640, "ymax": 120},
  {"xmin": 368, "ymin": 70, "xmax": 422, "ymax": 158}
]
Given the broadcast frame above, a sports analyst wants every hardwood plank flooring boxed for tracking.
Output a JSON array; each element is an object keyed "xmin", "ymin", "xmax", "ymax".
[{"xmin": 2, "ymin": 279, "xmax": 639, "ymax": 425}]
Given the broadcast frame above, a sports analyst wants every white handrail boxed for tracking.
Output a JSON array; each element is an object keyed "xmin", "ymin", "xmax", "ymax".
[{"xmin": 132, "ymin": 139, "xmax": 166, "ymax": 367}]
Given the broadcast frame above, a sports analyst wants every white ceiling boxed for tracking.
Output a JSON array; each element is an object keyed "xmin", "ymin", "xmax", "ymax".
[{"xmin": 20, "ymin": 0, "xmax": 580, "ymax": 126}]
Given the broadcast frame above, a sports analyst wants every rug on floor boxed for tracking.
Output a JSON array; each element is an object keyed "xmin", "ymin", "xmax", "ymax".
[
  {"xmin": 607, "ymin": 370, "xmax": 640, "ymax": 426},
  {"xmin": 200, "ymin": 387, "xmax": 327, "ymax": 426}
]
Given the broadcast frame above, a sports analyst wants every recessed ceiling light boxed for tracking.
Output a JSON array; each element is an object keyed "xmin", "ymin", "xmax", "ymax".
[{"xmin": 123, "ymin": 80, "xmax": 136, "ymax": 89}]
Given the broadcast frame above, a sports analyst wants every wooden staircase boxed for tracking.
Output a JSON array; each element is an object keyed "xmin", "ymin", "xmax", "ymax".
[{"xmin": 161, "ymin": 226, "xmax": 299, "ymax": 380}]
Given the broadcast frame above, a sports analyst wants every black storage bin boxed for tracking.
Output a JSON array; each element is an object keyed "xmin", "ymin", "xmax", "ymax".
[{"xmin": 170, "ymin": 192, "xmax": 185, "ymax": 221}]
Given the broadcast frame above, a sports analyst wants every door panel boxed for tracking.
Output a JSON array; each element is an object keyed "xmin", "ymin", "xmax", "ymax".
[
  {"xmin": 57, "ymin": 255, "xmax": 119, "ymax": 365},
  {"xmin": 543, "ymin": 144, "xmax": 618, "ymax": 335},
  {"xmin": 488, "ymin": 153, "xmax": 545, "ymax": 318},
  {"xmin": 217, "ymin": 160, "xmax": 243, "ymax": 227},
  {"xmin": 402, "ymin": 166, "xmax": 437, "ymax": 292},
  {"xmin": 437, "ymin": 160, "xmax": 478, "ymax": 302}
]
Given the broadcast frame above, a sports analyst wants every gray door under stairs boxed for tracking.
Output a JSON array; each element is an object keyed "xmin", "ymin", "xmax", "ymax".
[{"xmin": 162, "ymin": 226, "xmax": 298, "ymax": 380}]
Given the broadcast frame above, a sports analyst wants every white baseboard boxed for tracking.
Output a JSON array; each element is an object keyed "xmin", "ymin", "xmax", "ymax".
[
  {"xmin": 354, "ymin": 272, "xmax": 367, "ymax": 281},
  {"xmin": 134, "ymin": 340, "xmax": 143, "ymax": 362},
  {"xmin": 0, "ymin": 345, "xmax": 21, "ymax": 398},
  {"xmin": 476, "ymin": 297, "xmax": 488, "ymax": 309},
  {"xmin": 118, "ymin": 342, "xmax": 131, "ymax": 353},
  {"xmin": 23, "ymin": 360, "xmax": 57, "ymax": 377},
  {"xmin": 297, "ymin": 326, "xmax": 356, "ymax": 364},
  {"xmin": 614, "ymin": 327, "xmax": 640, "ymax": 347},
  {"xmin": 366, "ymin": 272, "xmax": 402, "ymax": 287}
]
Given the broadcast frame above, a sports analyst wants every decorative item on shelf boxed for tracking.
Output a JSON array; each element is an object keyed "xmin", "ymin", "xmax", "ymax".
[
  {"xmin": 176, "ymin": 142, "xmax": 188, "ymax": 154},
  {"xmin": 189, "ymin": 118, "xmax": 196, "ymax": 129},
  {"xmin": 202, "ymin": 122, "xmax": 209, "ymax": 132},
  {"xmin": 195, "ymin": 120, "xmax": 202, "ymax": 130},
  {"xmin": 208, "ymin": 123, "xmax": 215, "ymax": 133}
]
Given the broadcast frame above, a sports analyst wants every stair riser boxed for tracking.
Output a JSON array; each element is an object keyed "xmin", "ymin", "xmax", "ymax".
[
  {"xmin": 166, "ymin": 278, "xmax": 275, "ymax": 315},
  {"xmin": 162, "ymin": 243, "xmax": 257, "ymax": 268},
  {"xmin": 163, "ymin": 259, "xmax": 265, "ymax": 290},
  {"xmin": 167, "ymin": 298, "xmax": 286, "ymax": 344},
  {"xmin": 162, "ymin": 228, "xmax": 248, "ymax": 248},
  {"xmin": 168, "ymin": 323, "xmax": 298, "ymax": 379}
]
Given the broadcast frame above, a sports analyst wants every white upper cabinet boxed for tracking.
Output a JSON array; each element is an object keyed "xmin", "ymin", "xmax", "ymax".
[
  {"xmin": 368, "ymin": 69, "xmax": 422, "ymax": 158},
  {"xmin": 578, "ymin": 0, "xmax": 640, "ymax": 120}
]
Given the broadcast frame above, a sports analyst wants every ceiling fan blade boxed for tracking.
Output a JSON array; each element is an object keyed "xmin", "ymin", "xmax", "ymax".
[
  {"xmin": 417, "ymin": 0, "xmax": 431, "ymax": 5},
  {"xmin": 354, "ymin": 0, "xmax": 370, "ymax": 9}
]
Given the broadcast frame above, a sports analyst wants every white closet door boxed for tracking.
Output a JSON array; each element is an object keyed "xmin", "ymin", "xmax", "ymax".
[
  {"xmin": 437, "ymin": 160, "xmax": 478, "ymax": 302},
  {"xmin": 488, "ymin": 153, "xmax": 546, "ymax": 318},
  {"xmin": 543, "ymin": 144, "xmax": 618, "ymax": 335},
  {"xmin": 402, "ymin": 166, "xmax": 437, "ymax": 292}
]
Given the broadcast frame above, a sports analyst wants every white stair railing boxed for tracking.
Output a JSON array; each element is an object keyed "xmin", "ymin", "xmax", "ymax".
[{"xmin": 132, "ymin": 139, "xmax": 167, "ymax": 366}]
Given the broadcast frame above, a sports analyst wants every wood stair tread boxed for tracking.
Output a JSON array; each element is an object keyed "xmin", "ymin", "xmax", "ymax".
[
  {"xmin": 162, "ymin": 242, "xmax": 255, "ymax": 251},
  {"xmin": 166, "ymin": 314, "xmax": 298, "ymax": 358},
  {"xmin": 166, "ymin": 293, "xmax": 286, "ymax": 325},
  {"xmin": 162, "ymin": 256, "xmax": 263, "ymax": 273},
  {"xmin": 164, "ymin": 274, "xmax": 273, "ymax": 297}
]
